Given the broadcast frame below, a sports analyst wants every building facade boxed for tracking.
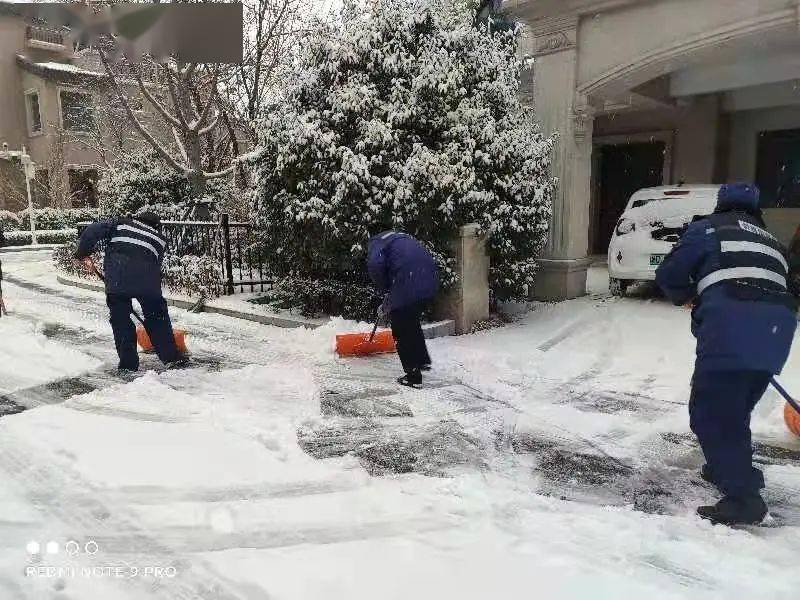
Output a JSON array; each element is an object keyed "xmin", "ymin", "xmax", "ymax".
[
  {"xmin": 0, "ymin": 3, "xmax": 155, "ymax": 212},
  {"xmin": 507, "ymin": 0, "xmax": 800, "ymax": 299}
]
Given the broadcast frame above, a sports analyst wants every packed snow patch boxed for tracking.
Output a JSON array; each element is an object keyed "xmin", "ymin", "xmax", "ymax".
[{"xmin": 0, "ymin": 316, "xmax": 100, "ymax": 394}]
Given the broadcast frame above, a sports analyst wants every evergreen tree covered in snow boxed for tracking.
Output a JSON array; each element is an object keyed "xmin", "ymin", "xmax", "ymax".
[
  {"xmin": 252, "ymin": 0, "xmax": 554, "ymax": 300},
  {"xmin": 98, "ymin": 149, "xmax": 235, "ymax": 221}
]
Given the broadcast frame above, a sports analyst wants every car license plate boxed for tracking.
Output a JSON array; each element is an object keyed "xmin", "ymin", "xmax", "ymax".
[{"xmin": 650, "ymin": 254, "xmax": 666, "ymax": 266}]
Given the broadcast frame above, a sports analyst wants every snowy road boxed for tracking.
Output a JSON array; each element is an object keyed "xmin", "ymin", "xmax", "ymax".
[{"xmin": 1, "ymin": 250, "xmax": 799, "ymax": 599}]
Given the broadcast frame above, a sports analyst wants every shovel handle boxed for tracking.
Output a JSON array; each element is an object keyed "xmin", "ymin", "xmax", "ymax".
[
  {"xmin": 368, "ymin": 319, "xmax": 380, "ymax": 343},
  {"xmin": 368, "ymin": 302, "xmax": 387, "ymax": 343},
  {"xmin": 771, "ymin": 377, "xmax": 800, "ymax": 414}
]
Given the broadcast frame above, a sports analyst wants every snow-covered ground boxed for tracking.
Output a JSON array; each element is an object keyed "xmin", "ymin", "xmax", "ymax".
[{"xmin": 0, "ymin": 250, "xmax": 799, "ymax": 599}]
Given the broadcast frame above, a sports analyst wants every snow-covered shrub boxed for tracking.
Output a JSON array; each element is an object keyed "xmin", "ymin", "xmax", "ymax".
[
  {"xmin": 98, "ymin": 149, "xmax": 236, "ymax": 221},
  {"xmin": 161, "ymin": 254, "xmax": 223, "ymax": 300},
  {"xmin": 53, "ymin": 241, "xmax": 222, "ymax": 301},
  {"xmin": 251, "ymin": 0, "xmax": 554, "ymax": 302},
  {"xmin": 3, "ymin": 229, "xmax": 77, "ymax": 246},
  {"xmin": 52, "ymin": 241, "xmax": 101, "ymax": 276},
  {"xmin": 0, "ymin": 210, "xmax": 20, "ymax": 231},
  {"xmin": 18, "ymin": 207, "xmax": 98, "ymax": 230},
  {"xmin": 268, "ymin": 277, "xmax": 381, "ymax": 321}
]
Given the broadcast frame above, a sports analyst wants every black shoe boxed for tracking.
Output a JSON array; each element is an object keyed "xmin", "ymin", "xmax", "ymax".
[
  {"xmin": 114, "ymin": 367, "xmax": 139, "ymax": 381},
  {"xmin": 420, "ymin": 363, "xmax": 432, "ymax": 372},
  {"xmin": 397, "ymin": 370, "xmax": 422, "ymax": 389},
  {"xmin": 165, "ymin": 357, "xmax": 192, "ymax": 370},
  {"xmin": 697, "ymin": 495, "xmax": 768, "ymax": 526}
]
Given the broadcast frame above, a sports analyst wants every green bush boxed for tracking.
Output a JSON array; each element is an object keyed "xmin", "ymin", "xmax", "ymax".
[
  {"xmin": 0, "ymin": 210, "xmax": 21, "ymax": 231},
  {"xmin": 251, "ymin": 0, "xmax": 554, "ymax": 303},
  {"xmin": 53, "ymin": 240, "xmax": 100, "ymax": 276},
  {"xmin": 18, "ymin": 207, "xmax": 98, "ymax": 230},
  {"xmin": 4, "ymin": 229, "xmax": 77, "ymax": 246},
  {"xmin": 161, "ymin": 254, "xmax": 223, "ymax": 300},
  {"xmin": 266, "ymin": 277, "xmax": 382, "ymax": 321},
  {"xmin": 53, "ymin": 241, "xmax": 223, "ymax": 301},
  {"xmin": 98, "ymin": 149, "xmax": 235, "ymax": 221}
]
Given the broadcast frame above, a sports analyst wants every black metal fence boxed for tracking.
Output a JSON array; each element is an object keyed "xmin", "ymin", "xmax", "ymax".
[{"xmin": 78, "ymin": 214, "xmax": 271, "ymax": 295}]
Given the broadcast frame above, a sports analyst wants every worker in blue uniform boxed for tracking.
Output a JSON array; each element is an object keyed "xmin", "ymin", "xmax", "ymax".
[
  {"xmin": 656, "ymin": 183, "xmax": 797, "ymax": 525},
  {"xmin": 76, "ymin": 212, "xmax": 186, "ymax": 372},
  {"xmin": 367, "ymin": 228, "xmax": 439, "ymax": 388}
]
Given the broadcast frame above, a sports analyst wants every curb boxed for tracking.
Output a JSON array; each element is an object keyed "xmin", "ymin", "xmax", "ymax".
[
  {"xmin": 0, "ymin": 244, "xmax": 65, "ymax": 254},
  {"xmin": 56, "ymin": 274, "xmax": 456, "ymax": 338}
]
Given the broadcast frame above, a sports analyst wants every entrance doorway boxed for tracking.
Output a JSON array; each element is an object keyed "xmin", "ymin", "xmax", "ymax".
[
  {"xmin": 592, "ymin": 140, "xmax": 667, "ymax": 254},
  {"xmin": 756, "ymin": 128, "xmax": 800, "ymax": 209}
]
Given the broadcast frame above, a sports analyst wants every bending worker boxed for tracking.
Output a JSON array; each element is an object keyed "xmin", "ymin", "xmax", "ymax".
[{"xmin": 76, "ymin": 212, "xmax": 186, "ymax": 373}]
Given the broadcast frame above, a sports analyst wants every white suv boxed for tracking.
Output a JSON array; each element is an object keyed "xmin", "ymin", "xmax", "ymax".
[{"xmin": 608, "ymin": 185, "xmax": 721, "ymax": 296}]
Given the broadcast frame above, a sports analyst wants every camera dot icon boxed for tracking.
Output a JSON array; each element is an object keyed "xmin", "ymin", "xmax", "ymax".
[
  {"xmin": 26, "ymin": 541, "xmax": 40, "ymax": 555},
  {"xmin": 65, "ymin": 541, "xmax": 80, "ymax": 556},
  {"xmin": 85, "ymin": 541, "xmax": 99, "ymax": 555}
]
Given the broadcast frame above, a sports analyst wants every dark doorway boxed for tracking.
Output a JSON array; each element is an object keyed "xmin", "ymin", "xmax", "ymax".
[
  {"xmin": 592, "ymin": 141, "xmax": 666, "ymax": 254},
  {"xmin": 756, "ymin": 128, "xmax": 800, "ymax": 208},
  {"xmin": 68, "ymin": 168, "xmax": 99, "ymax": 208}
]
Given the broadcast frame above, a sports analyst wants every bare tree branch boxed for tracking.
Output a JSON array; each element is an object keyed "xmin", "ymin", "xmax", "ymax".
[
  {"xmin": 166, "ymin": 70, "xmax": 190, "ymax": 130},
  {"xmin": 193, "ymin": 66, "xmax": 220, "ymax": 131},
  {"xmin": 204, "ymin": 164, "xmax": 237, "ymax": 179},
  {"xmin": 198, "ymin": 113, "xmax": 221, "ymax": 137},
  {"xmin": 133, "ymin": 68, "xmax": 182, "ymax": 128},
  {"xmin": 98, "ymin": 48, "xmax": 188, "ymax": 175},
  {"xmin": 172, "ymin": 126, "xmax": 189, "ymax": 163}
]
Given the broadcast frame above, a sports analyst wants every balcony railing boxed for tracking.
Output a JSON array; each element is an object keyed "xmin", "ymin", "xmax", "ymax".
[{"xmin": 26, "ymin": 26, "xmax": 66, "ymax": 48}]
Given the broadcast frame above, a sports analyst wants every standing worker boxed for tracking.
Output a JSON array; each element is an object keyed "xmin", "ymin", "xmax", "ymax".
[
  {"xmin": 367, "ymin": 227, "xmax": 439, "ymax": 388},
  {"xmin": 75, "ymin": 212, "xmax": 187, "ymax": 373},
  {"xmin": 656, "ymin": 183, "xmax": 797, "ymax": 526}
]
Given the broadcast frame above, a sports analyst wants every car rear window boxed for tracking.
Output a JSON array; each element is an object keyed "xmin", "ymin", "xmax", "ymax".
[{"xmin": 630, "ymin": 192, "xmax": 717, "ymax": 209}]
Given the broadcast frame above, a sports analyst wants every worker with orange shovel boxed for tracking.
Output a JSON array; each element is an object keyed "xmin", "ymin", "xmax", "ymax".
[
  {"xmin": 75, "ymin": 212, "xmax": 188, "ymax": 373},
  {"xmin": 366, "ymin": 226, "xmax": 439, "ymax": 389}
]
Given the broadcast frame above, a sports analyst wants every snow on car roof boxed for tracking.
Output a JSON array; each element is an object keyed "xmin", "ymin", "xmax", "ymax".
[{"xmin": 631, "ymin": 185, "xmax": 721, "ymax": 196}]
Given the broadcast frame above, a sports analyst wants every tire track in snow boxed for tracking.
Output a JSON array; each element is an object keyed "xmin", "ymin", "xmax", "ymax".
[{"xmin": 0, "ymin": 429, "xmax": 270, "ymax": 600}]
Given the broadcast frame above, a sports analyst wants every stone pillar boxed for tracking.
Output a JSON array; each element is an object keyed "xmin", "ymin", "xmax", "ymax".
[
  {"xmin": 436, "ymin": 224, "xmax": 490, "ymax": 334},
  {"xmin": 528, "ymin": 16, "xmax": 595, "ymax": 300}
]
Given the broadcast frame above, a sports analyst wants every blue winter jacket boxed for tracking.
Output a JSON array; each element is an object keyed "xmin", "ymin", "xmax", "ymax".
[
  {"xmin": 655, "ymin": 216, "xmax": 796, "ymax": 374},
  {"xmin": 367, "ymin": 232, "xmax": 439, "ymax": 311},
  {"xmin": 76, "ymin": 218, "xmax": 167, "ymax": 297}
]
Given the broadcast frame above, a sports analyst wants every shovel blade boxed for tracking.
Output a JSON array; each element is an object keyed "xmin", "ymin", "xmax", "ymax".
[
  {"xmin": 136, "ymin": 326, "xmax": 188, "ymax": 354},
  {"xmin": 336, "ymin": 330, "xmax": 396, "ymax": 357}
]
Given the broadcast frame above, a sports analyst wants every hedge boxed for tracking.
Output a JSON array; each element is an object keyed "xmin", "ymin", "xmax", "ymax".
[{"xmin": 3, "ymin": 229, "xmax": 77, "ymax": 246}]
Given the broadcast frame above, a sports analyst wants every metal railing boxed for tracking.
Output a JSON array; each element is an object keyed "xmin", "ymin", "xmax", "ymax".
[
  {"xmin": 26, "ymin": 26, "xmax": 66, "ymax": 47},
  {"xmin": 78, "ymin": 214, "xmax": 272, "ymax": 295}
]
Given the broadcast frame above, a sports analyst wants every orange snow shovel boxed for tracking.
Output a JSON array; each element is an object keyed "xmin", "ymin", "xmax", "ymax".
[
  {"xmin": 336, "ymin": 309, "xmax": 396, "ymax": 357},
  {"xmin": 89, "ymin": 261, "xmax": 188, "ymax": 354}
]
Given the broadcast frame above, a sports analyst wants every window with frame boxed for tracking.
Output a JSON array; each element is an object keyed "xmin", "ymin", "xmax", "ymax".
[
  {"xmin": 25, "ymin": 91, "xmax": 42, "ymax": 134},
  {"xmin": 60, "ymin": 90, "xmax": 95, "ymax": 133}
]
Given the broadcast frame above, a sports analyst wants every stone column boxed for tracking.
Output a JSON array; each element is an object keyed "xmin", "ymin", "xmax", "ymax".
[
  {"xmin": 528, "ymin": 16, "xmax": 595, "ymax": 300},
  {"xmin": 436, "ymin": 224, "xmax": 490, "ymax": 334}
]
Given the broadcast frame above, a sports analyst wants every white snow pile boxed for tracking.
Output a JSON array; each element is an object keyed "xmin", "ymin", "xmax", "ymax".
[{"xmin": 0, "ymin": 317, "xmax": 100, "ymax": 394}]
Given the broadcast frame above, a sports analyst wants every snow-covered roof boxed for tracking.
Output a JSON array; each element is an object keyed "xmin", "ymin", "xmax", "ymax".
[
  {"xmin": 15, "ymin": 54, "xmax": 105, "ymax": 81},
  {"xmin": 32, "ymin": 61, "xmax": 101, "ymax": 77}
]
